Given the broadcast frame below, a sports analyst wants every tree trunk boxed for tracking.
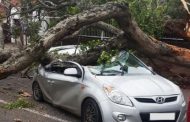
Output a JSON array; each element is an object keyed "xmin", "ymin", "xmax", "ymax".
[
  {"xmin": 164, "ymin": 19, "xmax": 187, "ymax": 39},
  {"xmin": 0, "ymin": 50, "xmax": 12, "ymax": 63},
  {"xmin": 0, "ymin": 23, "xmax": 4, "ymax": 49},
  {"xmin": 115, "ymin": 16, "xmax": 190, "ymax": 67}
]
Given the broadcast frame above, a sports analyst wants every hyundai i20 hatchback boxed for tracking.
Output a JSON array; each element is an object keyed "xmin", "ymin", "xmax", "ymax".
[{"xmin": 32, "ymin": 50, "xmax": 187, "ymax": 122}]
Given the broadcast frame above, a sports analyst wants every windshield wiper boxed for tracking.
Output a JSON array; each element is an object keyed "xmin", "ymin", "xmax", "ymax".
[
  {"xmin": 96, "ymin": 73, "xmax": 117, "ymax": 76},
  {"xmin": 99, "ymin": 61, "xmax": 127, "ymax": 76},
  {"xmin": 100, "ymin": 68, "xmax": 125, "ymax": 76},
  {"xmin": 100, "ymin": 70, "xmax": 123, "ymax": 76},
  {"xmin": 115, "ymin": 61, "xmax": 128, "ymax": 76}
]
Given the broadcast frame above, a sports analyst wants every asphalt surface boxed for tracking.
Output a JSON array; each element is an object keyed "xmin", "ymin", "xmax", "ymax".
[
  {"xmin": 0, "ymin": 107, "xmax": 64, "ymax": 122},
  {"xmin": 0, "ymin": 75, "xmax": 189, "ymax": 122},
  {"xmin": 0, "ymin": 75, "xmax": 80, "ymax": 122}
]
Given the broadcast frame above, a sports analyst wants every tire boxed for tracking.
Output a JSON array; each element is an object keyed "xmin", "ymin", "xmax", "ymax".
[
  {"xmin": 81, "ymin": 98, "xmax": 102, "ymax": 122},
  {"xmin": 32, "ymin": 81, "xmax": 43, "ymax": 102}
]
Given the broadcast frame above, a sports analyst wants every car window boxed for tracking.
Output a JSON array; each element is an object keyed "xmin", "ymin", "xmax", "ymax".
[
  {"xmin": 44, "ymin": 61, "xmax": 82, "ymax": 77},
  {"xmin": 45, "ymin": 61, "xmax": 64, "ymax": 73}
]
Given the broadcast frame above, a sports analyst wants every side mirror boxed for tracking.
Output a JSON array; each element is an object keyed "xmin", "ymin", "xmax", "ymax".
[{"xmin": 64, "ymin": 68, "xmax": 81, "ymax": 78}]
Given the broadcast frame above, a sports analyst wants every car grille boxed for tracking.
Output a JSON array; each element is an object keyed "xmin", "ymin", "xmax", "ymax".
[
  {"xmin": 135, "ymin": 96, "xmax": 177, "ymax": 103},
  {"xmin": 165, "ymin": 97, "xmax": 177, "ymax": 102},
  {"xmin": 140, "ymin": 111, "xmax": 180, "ymax": 122}
]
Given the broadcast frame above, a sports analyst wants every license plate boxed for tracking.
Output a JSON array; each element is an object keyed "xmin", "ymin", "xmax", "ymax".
[{"xmin": 150, "ymin": 113, "xmax": 175, "ymax": 120}]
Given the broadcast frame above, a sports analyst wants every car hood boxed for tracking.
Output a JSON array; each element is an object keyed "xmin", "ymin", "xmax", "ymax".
[{"xmin": 94, "ymin": 75, "xmax": 180, "ymax": 97}]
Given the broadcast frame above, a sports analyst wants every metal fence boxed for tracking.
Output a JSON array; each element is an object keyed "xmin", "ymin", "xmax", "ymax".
[{"xmin": 55, "ymin": 19, "xmax": 118, "ymax": 46}]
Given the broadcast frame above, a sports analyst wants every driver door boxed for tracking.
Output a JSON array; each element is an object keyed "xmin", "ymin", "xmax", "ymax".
[{"xmin": 45, "ymin": 61, "xmax": 84, "ymax": 111}]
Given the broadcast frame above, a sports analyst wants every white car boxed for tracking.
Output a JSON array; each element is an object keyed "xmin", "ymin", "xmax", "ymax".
[{"xmin": 32, "ymin": 47, "xmax": 187, "ymax": 122}]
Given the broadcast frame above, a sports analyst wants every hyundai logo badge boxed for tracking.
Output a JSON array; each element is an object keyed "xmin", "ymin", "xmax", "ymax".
[{"xmin": 155, "ymin": 97, "xmax": 165, "ymax": 104}]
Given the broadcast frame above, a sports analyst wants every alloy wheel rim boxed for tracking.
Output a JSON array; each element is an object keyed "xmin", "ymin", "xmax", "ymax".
[
  {"xmin": 33, "ymin": 83, "xmax": 41, "ymax": 99},
  {"xmin": 84, "ymin": 103, "xmax": 97, "ymax": 122}
]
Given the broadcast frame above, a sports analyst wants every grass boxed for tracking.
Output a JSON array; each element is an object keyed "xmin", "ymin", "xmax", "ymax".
[{"xmin": 2, "ymin": 98, "xmax": 34, "ymax": 110}]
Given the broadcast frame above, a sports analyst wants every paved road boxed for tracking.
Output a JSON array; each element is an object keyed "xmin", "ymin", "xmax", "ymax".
[
  {"xmin": 0, "ymin": 75, "xmax": 80, "ymax": 122},
  {"xmin": 0, "ymin": 75, "xmax": 189, "ymax": 122},
  {"xmin": 0, "ymin": 106, "xmax": 66, "ymax": 122}
]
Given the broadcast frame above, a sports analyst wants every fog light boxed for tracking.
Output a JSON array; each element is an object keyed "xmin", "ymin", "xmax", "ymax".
[{"xmin": 117, "ymin": 114, "xmax": 126, "ymax": 121}]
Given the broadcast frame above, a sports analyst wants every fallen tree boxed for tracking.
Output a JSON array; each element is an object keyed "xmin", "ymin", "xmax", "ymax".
[
  {"xmin": 0, "ymin": 49, "xmax": 12, "ymax": 63},
  {"xmin": 0, "ymin": 2, "xmax": 128, "ymax": 79},
  {"xmin": 164, "ymin": 19, "xmax": 188, "ymax": 39},
  {"xmin": 0, "ymin": 2, "xmax": 190, "ymax": 79},
  {"xmin": 116, "ymin": 15, "xmax": 190, "ymax": 67}
]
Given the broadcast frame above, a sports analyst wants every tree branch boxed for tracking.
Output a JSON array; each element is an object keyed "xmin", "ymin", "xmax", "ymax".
[
  {"xmin": 38, "ymin": 0, "xmax": 76, "ymax": 10},
  {"xmin": 0, "ymin": 50, "xmax": 12, "ymax": 64},
  {"xmin": 91, "ymin": 21, "xmax": 124, "ymax": 35},
  {"xmin": 116, "ymin": 15, "xmax": 190, "ymax": 67},
  {"xmin": 0, "ymin": 2, "xmax": 129, "ymax": 79}
]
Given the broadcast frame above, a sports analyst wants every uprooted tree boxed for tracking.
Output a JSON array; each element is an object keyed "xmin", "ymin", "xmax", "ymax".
[{"xmin": 0, "ymin": 1, "xmax": 190, "ymax": 79}]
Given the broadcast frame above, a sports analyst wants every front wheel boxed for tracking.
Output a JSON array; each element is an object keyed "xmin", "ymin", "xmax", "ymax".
[
  {"xmin": 81, "ymin": 98, "xmax": 102, "ymax": 122},
  {"xmin": 32, "ymin": 81, "xmax": 43, "ymax": 102}
]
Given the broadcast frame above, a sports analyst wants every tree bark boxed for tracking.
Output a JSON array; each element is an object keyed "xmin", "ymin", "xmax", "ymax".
[
  {"xmin": 0, "ymin": 50, "xmax": 12, "ymax": 63},
  {"xmin": 0, "ymin": 23, "xmax": 4, "ymax": 49},
  {"xmin": 91, "ymin": 21, "xmax": 124, "ymax": 35},
  {"xmin": 164, "ymin": 19, "xmax": 187, "ymax": 39}
]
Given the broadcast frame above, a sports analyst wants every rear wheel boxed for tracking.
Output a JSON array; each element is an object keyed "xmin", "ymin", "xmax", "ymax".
[
  {"xmin": 32, "ymin": 81, "xmax": 43, "ymax": 102},
  {"xmin": 81, "ymin": 98, "xmax": 102, "ymax": 122}
]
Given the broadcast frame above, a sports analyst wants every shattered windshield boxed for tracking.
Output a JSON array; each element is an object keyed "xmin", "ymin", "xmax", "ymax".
[{"xmin": 88, "ymin": 51, "xmax": 152, "ymax": 76}]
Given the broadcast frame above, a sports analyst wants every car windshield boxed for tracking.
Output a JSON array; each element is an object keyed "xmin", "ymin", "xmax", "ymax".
[{"xmin": 88, "ymin": 51, "xmax": 152, "ymax": 76}]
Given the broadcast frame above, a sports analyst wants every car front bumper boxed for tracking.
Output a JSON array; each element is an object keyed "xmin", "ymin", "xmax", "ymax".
[{"xmin": 99, "ymin": 96, "xmax": 187, "ymax": 122}]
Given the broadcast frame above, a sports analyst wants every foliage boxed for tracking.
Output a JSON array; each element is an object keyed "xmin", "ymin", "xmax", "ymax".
[
  {"xmin": 166, "ymin": 0, "xmax": 188, "ymax": 19},
  {"xmin": 127, "ymin": 0, "xmax": 167, "ymax": 38},
  {"xmin": 2, "ymin": 98, "xmax": 34, "ymax": 110},
  {"xmin": 80, "ymin": 40, "xmax": 103, "ymax": 52},
  {"xmin": 28, "ymin": 21, "xmax": 41, "ymax": 43},
  {"xmin": 80, "ymin": 40, "xmax": 119, "ymax": 64},
  {"xmin": 12, "ymin": 25, "xmax": 21, "ymax": 39},
  {"xmin": 12, "ymin": 20, "xmax": 40, "ymax": 43},
  {"xmin": 97, "ymin": 49, "xmax": 135, "ymax": 64},
  {"xmin": 49, "ymin": 19, "xmax": 59, "ymax": 28},
  {"xmin": 0, "ymin": 13, "xmax": 5, "ymax": 19},
  {"xmin": 97, "ymin": 50, "xmax": 119, "ymax": 64},
  {"xmin": 67, "ymin": 6, "xmax": 80, "ymax": 15},
  {"xmin": 75, "ymin": 0, "xmax": 188, "ymax": 38},
  {"xmin": 105, "ymin": 19, "xmax": 119, "ymax": 28},
  {"xmin": 76, "ymin": 0, "xmax": 167, "ymax": 38}
]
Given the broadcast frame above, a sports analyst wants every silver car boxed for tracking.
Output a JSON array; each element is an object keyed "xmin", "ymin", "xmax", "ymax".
[{"xmin": 32, "ymin": 51, "xmax": 187, "ymax": 122}]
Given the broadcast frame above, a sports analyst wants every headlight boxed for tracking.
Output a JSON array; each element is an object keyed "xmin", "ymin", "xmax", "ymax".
[{"xmin": 103, "ymin": 85, "xmax": 133, "ymax": 107}]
